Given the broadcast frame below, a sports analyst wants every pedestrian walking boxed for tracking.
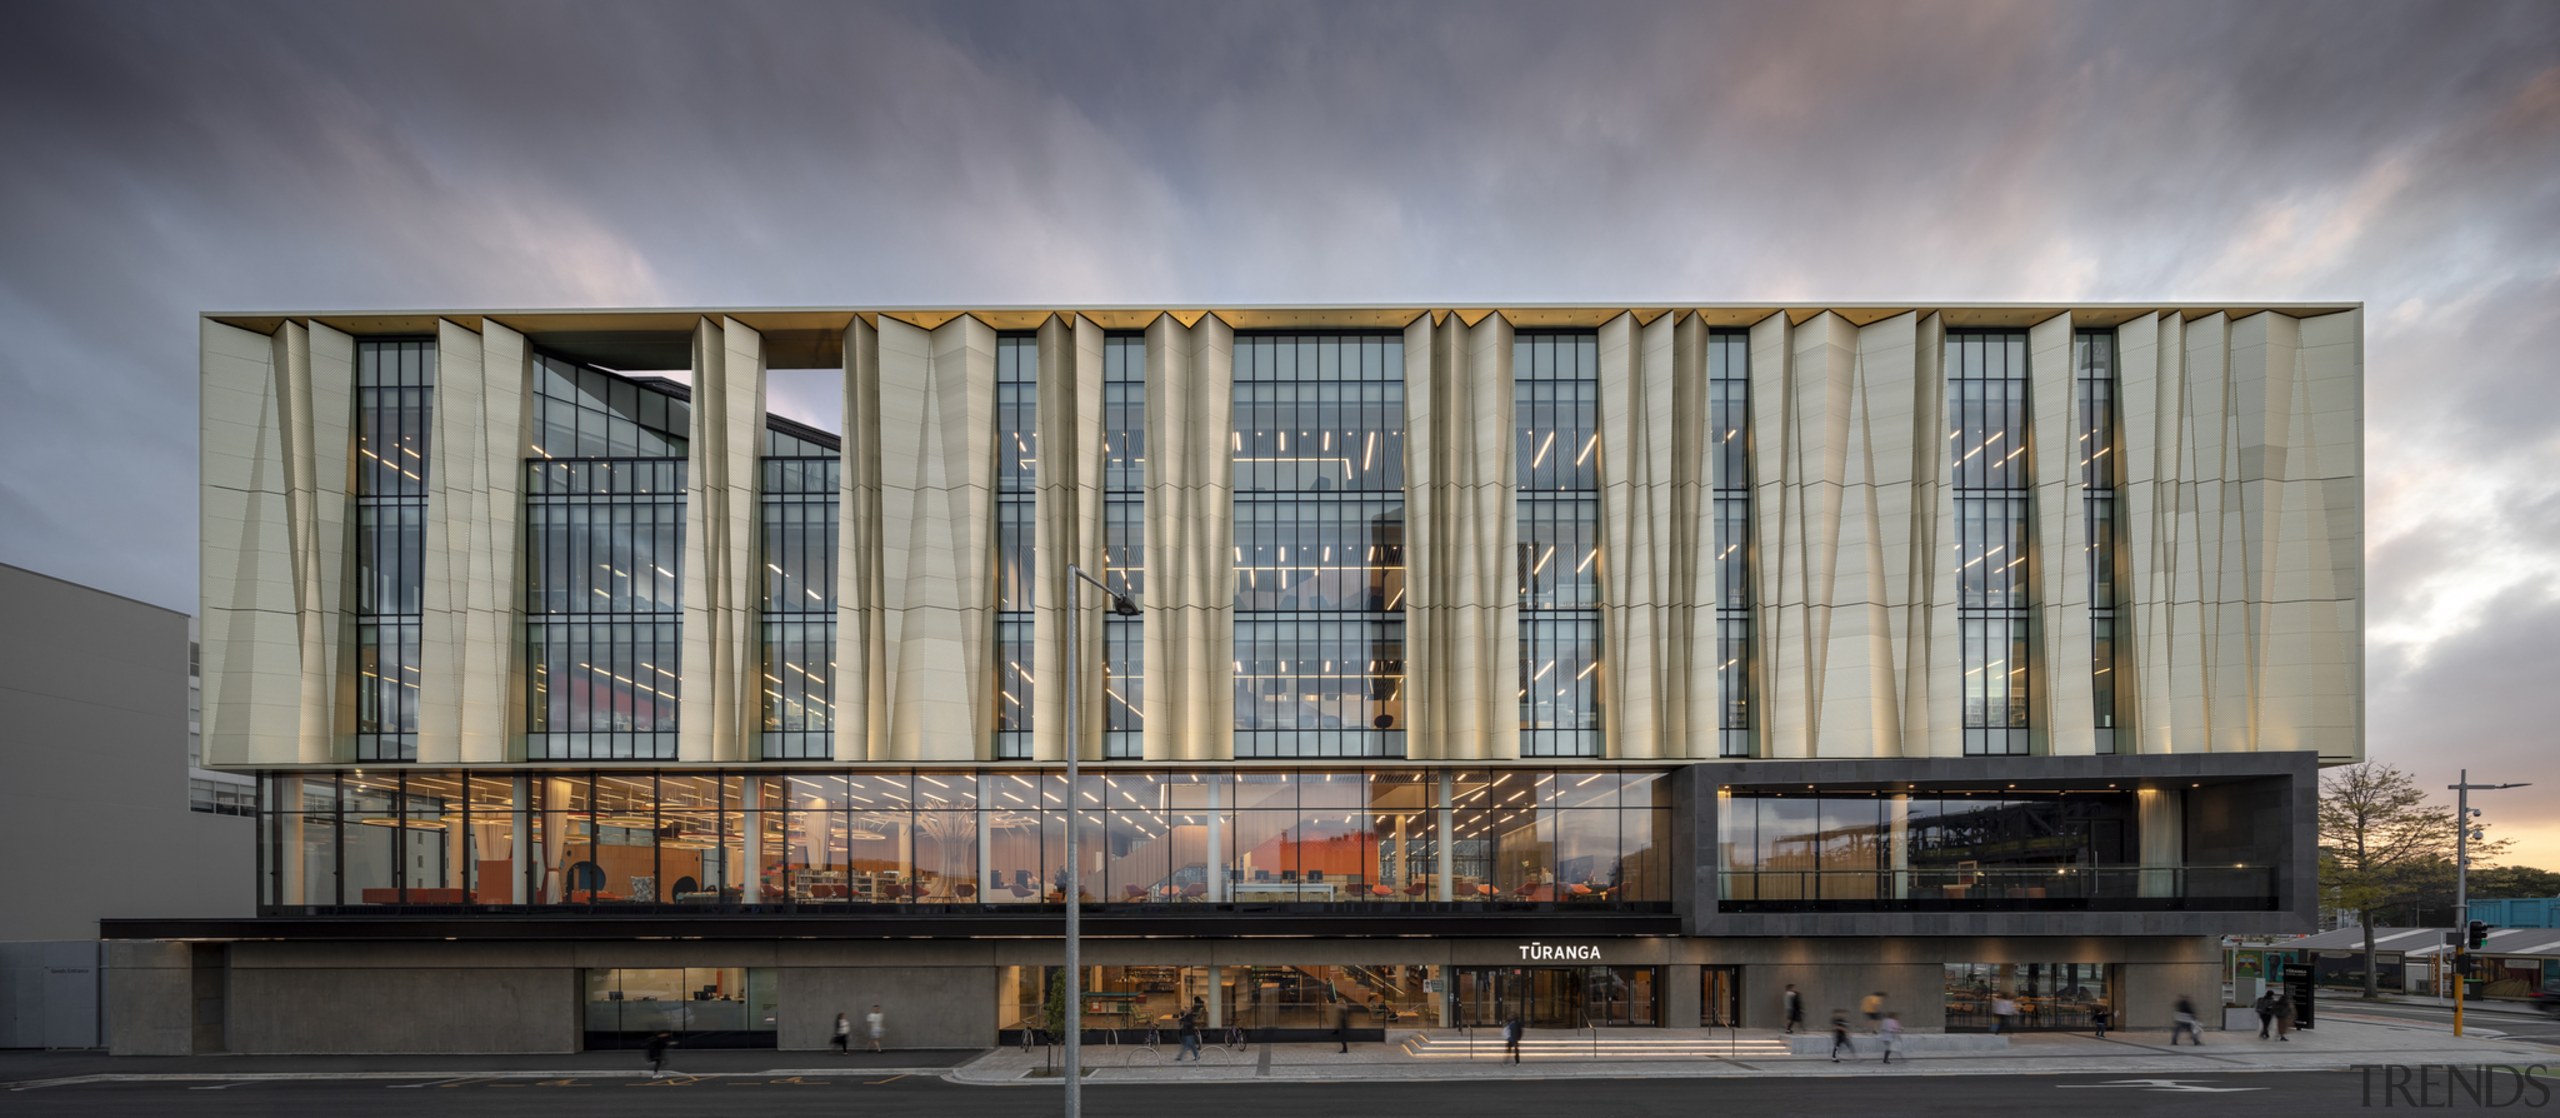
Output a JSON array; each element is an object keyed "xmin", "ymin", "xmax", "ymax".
[
  {"xmin": 1861, "ymin": 991, "xmax": 1885, "ymax": 1032},
  {"xmin": 2254, "ymin": 990, "xmax": 2276, "ymax": 1038},
  {"xmin": 1176, "ymin": 1007, "xmax": 1203, "ymax": 1062},
  {"xmin": 831, "ymin": 1011, "xmax": 851, "ymax": 1055},
  {"xmin": 866, "ymin": 1003, "xmax": 886, "ymax": 1052},
  {"xmin": 645, "ymin": 1030, "xmax": 674, "ymax": 1078},
  {"xmin": 1829, "ymin": 1009, "xmax": 1853, "ymax": 1062},
  {"xmin": 1334, "ymin": 999, "xmax": 1352, "ymax": 1053},
  {"xmin": 1989, "ymin": 991, "xmax": 2017, "ymax": 1035},
  {"xmin": 1502, "ymin": 1013, "xmax": 1524, "ymax": 1064},
  {"xmin": 1783, "ymin": 984, "xmax": 1804, "ymax": 1034},
  {"xmin": 1879, "ymin": 1012, "xmax": 1903, "ymax": 1064},
  {"xmin": 2090, "ymin": 1002, "xmax": 2112, "ymax": 1039},
  {"xmin": 2169, "ymin": 995, "xmax": 2204, "ymax": 1045},
  {"xmin": 2273, "ymin": 990, "xmax": 2293, "ymax": 1041}
]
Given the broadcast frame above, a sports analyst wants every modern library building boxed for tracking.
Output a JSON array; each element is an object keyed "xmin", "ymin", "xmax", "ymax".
[{"xmin": 112, "ymin": 304, "xmax": 2360, "ymax": 1053}]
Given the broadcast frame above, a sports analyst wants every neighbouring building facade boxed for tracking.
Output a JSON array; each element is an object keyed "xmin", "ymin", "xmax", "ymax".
[{"xmin": 114, "ymin": 304, "xmax": 2361, "ymax": 1053}]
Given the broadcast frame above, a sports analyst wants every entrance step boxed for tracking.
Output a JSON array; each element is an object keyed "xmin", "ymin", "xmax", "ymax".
[{"xmin": 1400, "ymin": 1031, "xmax": 1792, "ymax": 1060}]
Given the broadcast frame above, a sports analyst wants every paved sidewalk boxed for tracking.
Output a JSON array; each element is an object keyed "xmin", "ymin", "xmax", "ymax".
[
  {"xmin": 953, "ymin": 1021, "xmax": 2558, "ymax": 1084},
  {"xmin": 0, "ymin": 1047, "xmax": 972, "ymax": 1089}
]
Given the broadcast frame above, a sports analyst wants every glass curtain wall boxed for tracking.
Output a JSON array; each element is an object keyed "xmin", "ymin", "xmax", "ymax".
[
  {"xmin": 1709, "ymin": 329, "xmax": 1755, "ymax": 757},
  {"xmin": 760, "ymin": 422, "xmax": 839, "ymax": 759},
  {"xmin": 2076, "ymin": 329, "xmax": 2122, "ymax": 754},
  {"xmin": 354, "ymin": 339, "xmax": 434, "ymax": 761},
  {"xmin": 261, "ymin": 767, "xmax": 1672, "ymax": 911},
  {"xmin": 1102, "ymin": 333, "xmax": 1146, "ymax": 758},
  {"xmin": 1515, "ymin": 331, "xmax": 1602, "ymax": 757},
  {"xmin": 1948, "ymin": 330, "xmax": 2033, "ymax": 755},
  {"xmin": 523, "ymin": 357, "xmax": 689, "ymax": 760},
  {"xmin": 994, "ymin": 334, "xmax": 1037, "ymax": 759},
  {"xmin": 1232, "ymin": 333, "xmax": 1408, "ymax": 758}
]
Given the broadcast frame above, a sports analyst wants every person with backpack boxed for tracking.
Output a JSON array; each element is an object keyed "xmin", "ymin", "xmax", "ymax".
[
  {"xmin": 1502, "ymin": 1013, "xmax": 1524, "ymax": 1064},
  {"xmin": 2170, "ymin": 995, "xmax": 2204, "ymax": 1045},
  {"xmin": 1176, "ymin": 1007, "xmax": 1203, "ymax": 1062},
  {"xmin": 1829, "ymin": 1009, "xmax": 1853, "ymax": 1062}
]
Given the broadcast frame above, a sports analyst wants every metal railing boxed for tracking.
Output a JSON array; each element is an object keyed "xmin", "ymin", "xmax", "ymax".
[{"xmin": 1716, "ymin": 864, "xmax": 2279, "ymax": 912}]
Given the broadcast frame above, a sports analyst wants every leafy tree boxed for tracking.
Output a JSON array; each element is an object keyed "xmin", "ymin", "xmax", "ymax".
[
  {"xmin": 2318, "ymin": 762, "xmax": 2509, "ymax": 999},
  {"xmin": 2470, "ymin": 865, "xmax": 2560, "ymax": 900}
]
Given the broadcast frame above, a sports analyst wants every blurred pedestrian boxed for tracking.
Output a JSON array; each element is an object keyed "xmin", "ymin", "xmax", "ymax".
[
  {"xmin": 1862, "ymin": 991, "xmax": 1885, "ymax": 1032},
  {"xmin": 2254, "ymin": 990, "xmax": 2276, "ymax": 1038},
  {"xmin": 2170, "ymin": 995, "xmax": 2204, "ymax": 1045},
  {"xmin": 645, "ymin": 1030, "xmax": 674, "ymax": 1078},
  {"xmin": 832, "ymin": 1012, "xmax": 850, "ymax": 1055},
  {"xmin": 866, "ymin": 1003, "xmax": 886, "ymax": 1052},
  {"xmin": 1879, "ymin": 1012, "xmax": 1903, "ymax": 1064},
  {"xmin": 1176, "ymin": 1007, "xmax": 1202, "ymax": 1062},
  {"xmin": 1830, "ymin": 1009, "xmax": 1852, "ymax": 1062},
  {"xmin": 2090, "ymin": 1001, "xmax": 2112, "ymax": 1039},
  {"xmin": 1784, "ymin": 984, "xmax": 1803, "ymax": 1034},
  {"xmin": 1503, "ymin": 1013, "xmax": 1524, "ymax": 1064},
  {"xmin": 2273, "ymin": 990, "xmax": 2293, "ymax": 1041},
  {"xmin": 1990, "ymin": 991, "xmax": 2017, "ymax": 1035}
]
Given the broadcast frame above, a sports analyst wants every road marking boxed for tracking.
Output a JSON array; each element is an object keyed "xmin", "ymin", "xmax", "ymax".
[
  {"xmin": 390, "ymin": 1076, "xmax": 482, "ymax": 1089},
  {"xmin": 769, "ymin": 1076, "xmax": 832, "ymax": 1085},
  {"xmin": 2058, "ymin": 1079, "xmax": 2267, "ymax": 1094},
  {"xmin": 866, "ymin": 1074, "xmax": 910, "ymax": 1085},
  {"xmin": 186, "ymin": 1082, "xmax": 252, "ymax": 1091}
]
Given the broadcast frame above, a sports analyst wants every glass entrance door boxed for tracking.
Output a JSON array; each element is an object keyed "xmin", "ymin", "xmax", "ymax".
[
  {"xmin": 1451, "ymin": 967, "xmax": 1658, "ymax": 1028},
  {"xmin": 1702, "ymin": 966, "xmax": 1739, "ymax": 1027}
]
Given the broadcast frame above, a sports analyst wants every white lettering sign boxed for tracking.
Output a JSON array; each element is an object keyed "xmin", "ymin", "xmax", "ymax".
[{"xmin": 1516, "ymin": 942, "xmax": 1603, "ymax": 962}]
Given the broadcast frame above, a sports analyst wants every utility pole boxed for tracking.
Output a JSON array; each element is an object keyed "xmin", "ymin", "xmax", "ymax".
[
  {"xmin": 1061, "ymin": 564, "xmax": 1138, "ymax": 1117},
  {"xmin": 2451, "ymin": 770, "xmax": 2530, "ymax": 1038}
]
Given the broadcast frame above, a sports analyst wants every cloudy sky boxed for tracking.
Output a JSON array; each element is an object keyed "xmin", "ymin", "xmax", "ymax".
[{"xmin": 3, "ymin": 1, "xmax": 2554, "ymax": 855}]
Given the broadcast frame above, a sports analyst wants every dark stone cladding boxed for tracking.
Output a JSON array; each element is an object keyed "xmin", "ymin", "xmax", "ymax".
[
  {"xmin": 100, "ymin": 910, "xmax": 1682, "ymax": 942},
  {"xmin": 1674, "ymin": 751, "xmax": 2319, "ymax": 939}
]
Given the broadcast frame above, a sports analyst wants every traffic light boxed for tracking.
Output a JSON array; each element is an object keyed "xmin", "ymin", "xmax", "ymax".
[{"xmin": 2469, "ymin": 921, "xmax": 2491, "ymax": 949}]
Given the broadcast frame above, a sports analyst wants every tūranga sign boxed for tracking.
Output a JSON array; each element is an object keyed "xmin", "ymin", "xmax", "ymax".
[{"xmin": 1515, "ymin": 941, "xmax": 1603, "ymax": 962}]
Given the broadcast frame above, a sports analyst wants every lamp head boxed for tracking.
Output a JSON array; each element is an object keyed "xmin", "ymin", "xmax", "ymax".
[{"xmin": 1110, "ymin": 596, "xmax": 1141, "ymax": 618}]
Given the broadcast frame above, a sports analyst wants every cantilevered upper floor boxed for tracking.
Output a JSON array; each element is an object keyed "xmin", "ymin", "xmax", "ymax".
[{"xmin": 200, "ymin": 305, "xmax": 2362, "ymax": 768}]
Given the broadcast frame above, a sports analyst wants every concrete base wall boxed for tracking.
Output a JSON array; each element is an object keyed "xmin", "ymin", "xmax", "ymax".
[
  {"xmin": 776, "ymin": 966, "xmax": 997, "ymax": 1050},
  {"xmin": 100, "ymin": 932, "xmax": 2231, "ymax": 1053},
  {"xmin": 225, "ymin": 967, "xmax": 578, "ymax": 1054},
  {"xmin": 104, "ymin": 941, "xmax": 197, "ymax": 1056}
]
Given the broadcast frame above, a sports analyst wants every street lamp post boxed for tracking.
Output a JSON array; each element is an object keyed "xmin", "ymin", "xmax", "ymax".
[
  {"xmin": 2451, "ymin": 769, "xmax": 2530, "ymax": 1038},
  {"xmin": 1061, "ymin": 564, "xmax": 1137, "ymax": 1117}
]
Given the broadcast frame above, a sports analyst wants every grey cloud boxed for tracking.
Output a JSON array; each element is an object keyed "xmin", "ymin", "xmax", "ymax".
[{"xmin": 1, "ymin": 0, "xmax": 2557, "ymax": 842}]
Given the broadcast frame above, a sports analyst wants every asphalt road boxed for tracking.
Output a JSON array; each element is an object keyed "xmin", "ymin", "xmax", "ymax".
[{"xmin": 7, "ymin": 1070, "xmax": 2544, "ymax": 1117}]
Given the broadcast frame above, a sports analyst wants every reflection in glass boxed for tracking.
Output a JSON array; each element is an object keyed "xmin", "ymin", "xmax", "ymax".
[
  {"xmin": 354, "ymin": 339, "xmax": 433, "ymax": 761},
  {"xmin": 995, "ymin": 333, "xmax": 1036, "ymax": 758},
  {"xmin": 1949, "ymin": 330, "xmax": 2033, "ymax": 755},
  {"xmin": 760, "ymin": 433, "xmax": 840, "ymax": 759},
  {"xmin": 1709, "ymin": 330, "xmax": 1755, "ymax": 757},
  {"xmin": 1103, "ymin": 333, "xmax": 1146, "ymax": 757},
  {"xmin": 2077, "ymin": 329, "xmax": 2121, "ymax": 754},
  {"xmin": 1233, "ymin": 333, "xmax": 1407, "ymax": 758},
  {"xmin": 523, "ymin": 357, "xmax": 689, "ymax": 761},
  {"xmin": 1516, "ymin": 331, "xmax": 1602, "ymax": 757}
]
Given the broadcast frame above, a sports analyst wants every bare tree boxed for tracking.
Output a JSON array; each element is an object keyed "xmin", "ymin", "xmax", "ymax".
[{"xmin": 2318, "ymin": 762, "xmax": 2509, "ymax": 999}]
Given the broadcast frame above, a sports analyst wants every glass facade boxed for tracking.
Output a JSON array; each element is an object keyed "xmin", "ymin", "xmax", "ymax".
[
  {"xmin": 523, "ymin": 357, "xmax": 689, "ymax": 760},
  {"xmin": 258, "ymin": 767, "xmax": 1670, "ymax": 912},
  {"xmin": 2077, "ymin": 329, "xmax": 2122, "ymax": 754},
  {"xmin": 1717, "ymin": 786, "xmax": 2274, "ymax": 910},
  {"xmin": 1948, "ymin": 330, "xmax": 2033, "ymax": 755},
  {"xmin": 1515, "ymin": 331, "xmax": 1602, "ymax": 757},
  {"xmin": 760, "ymin": 421, "xmax": 839, "ymax": 760},
  {"xmin": 1943, "ymin": 963, "xmax": 2113, "ymax": 1032},
  {"xmin": 1102, "ymin": 333, "xmax": 1146, "ymax": 758},
  {"xmin": 1232, "ymin": 333, "xmax": 1408, "ymax": 758},
  {"xmin": 994, "ymin": 333, "xmax": 1036, "ymax": 759},
  {"xmin": 1709, "ymin": 329, "xmax": 1755, "ymax": 757},
  {"xmin": 585, "ymin": 967, "xmax": 777, "ymax": 1048},
  {"xmin": 354, "ymin": 339, "xmax": 434, "ymax": 761}
]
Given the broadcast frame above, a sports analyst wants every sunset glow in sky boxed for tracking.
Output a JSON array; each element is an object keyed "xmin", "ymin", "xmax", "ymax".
[{"xmin": 4, "ymin": 1, "xmax": 2555, "ymax": 860}]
